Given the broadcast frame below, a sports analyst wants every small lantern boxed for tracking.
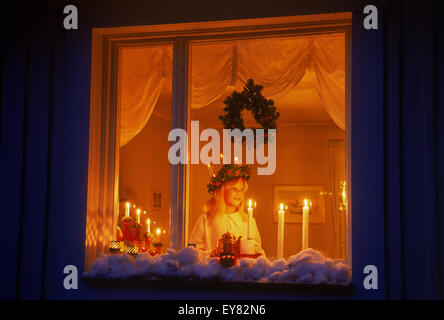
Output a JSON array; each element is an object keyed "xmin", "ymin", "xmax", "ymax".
[
  {"xmin": 125, "ymin": 244, "xmax": 138, "ymax": 256},
  {"xmin": 109, "ymin": 241, "xmax": 121, "ymax": 254}
]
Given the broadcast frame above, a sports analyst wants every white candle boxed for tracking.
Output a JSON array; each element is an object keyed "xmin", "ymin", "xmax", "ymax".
[
  {"xmin": 277, "ymin": 203, "xmax": 285, "ymax": 259},
  {"xmin": 147, "ymin": 218, "xmax": 151, "ymax": 233},
  {"xmin": 136, "ymin": 209, "xmax": 141, "ymax": 224},
  {"xmin": 125, "ymin": 202, "xmax": 130, "ymax": 217},
  {"xmin": 247, "ymin": 199, "xmax": 253, "ymax": 239},
  {"xmin": 302, "ymin": 199, "xmax": 309, "ymax": 250}
]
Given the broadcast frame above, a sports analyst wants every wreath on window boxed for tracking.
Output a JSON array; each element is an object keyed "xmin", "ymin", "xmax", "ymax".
[{"xmin": 219, "ymin": 79, "xmax": 280, "ymax": 146}]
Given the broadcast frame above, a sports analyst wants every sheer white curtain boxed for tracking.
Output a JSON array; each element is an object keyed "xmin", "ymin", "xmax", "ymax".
[
  {"xmin": 119, "ymin": 45, "xmax": 172, "ymax": 147},
  {"xmin": 119, "ymin": 34, "xmax": 345, "ymax": 146},
  {"xmin": 312, "ymin": 36, "xmax": 346, "ymax": 130},
  {"xmin": 190, "ymin": 34, "xmax": 345, "ymax": 129}
]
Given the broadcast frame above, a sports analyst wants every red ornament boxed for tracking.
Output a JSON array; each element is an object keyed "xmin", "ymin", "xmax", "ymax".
[
  {"xmin": 121, "ymin": 220, "xmax": 134, "ymax": 241},
  {"xmin": 133, "ymin": 227, "xmax": 141, "ymax": 240}
]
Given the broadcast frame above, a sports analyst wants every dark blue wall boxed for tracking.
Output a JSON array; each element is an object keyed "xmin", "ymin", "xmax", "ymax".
[{"xmin": 1, "ymin": 0, "xmax": 442, "ymax": 300}]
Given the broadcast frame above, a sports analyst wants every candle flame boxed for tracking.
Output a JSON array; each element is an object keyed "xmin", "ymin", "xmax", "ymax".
[
  {"xmin": 280, "ymin": 203, "xmax": 284, "ymax": 210},
  {"xmin": 156, "ymin": 228, "xmax": 161, "ymax": 235},
  {"xmin": 248, "ymin": 199, "xmax": 252, "ymax": 209},
  {"xmin": 126, "ymin": 202, "xmax": 130, "ymax": 208},
  {"xmin": 304, "ymin": 199, "xmax": 308, "ymax": 207},
  {"xmin": 136, "ymin": 209, "xmax": 141, "ymax": 214}
]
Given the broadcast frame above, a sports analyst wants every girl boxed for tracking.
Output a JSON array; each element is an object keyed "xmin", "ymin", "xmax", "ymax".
[{"xmin": 189, "ymin": 165, "xmax": 264, "ymax": 257}]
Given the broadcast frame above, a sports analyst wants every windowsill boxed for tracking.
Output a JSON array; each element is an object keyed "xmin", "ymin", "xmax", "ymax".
[{"xmin": 82, "ymin": 277, "xmax": 355, "ymax": 296}]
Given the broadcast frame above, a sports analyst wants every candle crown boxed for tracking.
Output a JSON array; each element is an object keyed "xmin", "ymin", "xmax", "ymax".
[{"xmin": 207, "ymin": 164, "xmax": 252, "ymax": 194}]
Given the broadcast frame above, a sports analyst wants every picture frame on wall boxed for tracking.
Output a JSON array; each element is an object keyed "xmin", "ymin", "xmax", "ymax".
[{"xmin": 273, "ymin": 185, "xmax": 326, "ymax": 224}]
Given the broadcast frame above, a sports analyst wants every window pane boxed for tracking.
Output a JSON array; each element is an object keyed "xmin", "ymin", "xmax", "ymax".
[
  {"xmin": 117, "ymin": 44, "xmax": 172, "ymax": 254},
  {"xmin": 187, "ymin": 34, "xmax": 347, "ymax": 260}
]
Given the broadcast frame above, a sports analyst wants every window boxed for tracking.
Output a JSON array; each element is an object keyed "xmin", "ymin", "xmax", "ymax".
[{"xmin": 85, "ymin": 13, "xmax": 352, "ymax": 284}]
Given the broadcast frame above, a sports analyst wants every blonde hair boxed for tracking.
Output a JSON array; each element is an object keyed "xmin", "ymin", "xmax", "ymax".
[{"xmin": 203, "ymin": 177, "xmax": 248, "ymax": 223}]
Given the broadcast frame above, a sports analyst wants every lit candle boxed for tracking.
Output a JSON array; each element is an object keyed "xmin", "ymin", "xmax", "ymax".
[
  {"xmin": 247, "ymin": 199, "xmax": 253, "ymax": 239},
  {"xmin": 277, "ymin": 203, "xmax": 285, "ymax": 259},
  {"xmin": 136, "ymin": 209, "xmax": 141, "ymax": 224},
  {"xmin": 302, "ymin": 199, "xmax": 309, "ymax": 250},
  {"xmin": 156, "ymin": 228, "xmax": 161, "ymax": 242},
  {"xmin": 147, "ymin": 218, "xmax": 151, "ymax": 233},
  {"xmin": 125, "ymin": 202, "xmax": 130, "ymax": 217}
]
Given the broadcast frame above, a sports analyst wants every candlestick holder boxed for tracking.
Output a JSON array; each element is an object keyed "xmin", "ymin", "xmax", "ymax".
[
  {"xmin": 153, "ymin": 242, "xmax": 163, "ymax": 255},
  {"xmin": 133, "ymin": 223, "xmax": 142, "ymax": 240},
  {"xmin": 142, "ymin": 233, "xmax": 152, "ymax": 253}
]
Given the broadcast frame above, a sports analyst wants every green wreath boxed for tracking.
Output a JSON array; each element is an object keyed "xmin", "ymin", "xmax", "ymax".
[
  {"xmin": 207, "ymin": 164, "xmax": 251, "ymax": 194},
  {"xmin": 219, "ymin": 79, "xmax": 280, "ymax": 146}
]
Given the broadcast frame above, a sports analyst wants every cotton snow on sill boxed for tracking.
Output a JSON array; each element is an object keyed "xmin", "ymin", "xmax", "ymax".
[{"xmin": 83, "ymin": 247, "xmax": 352, "ymax": 286}]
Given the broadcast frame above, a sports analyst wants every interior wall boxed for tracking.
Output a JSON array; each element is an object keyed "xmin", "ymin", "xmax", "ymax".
[
  {"xmin": 119, "ymin": 113, "xmax": 171, "ymax": 248},
  {"xmin": 188, "ymin": 123, "xmax": 345, "ymax": 259}
]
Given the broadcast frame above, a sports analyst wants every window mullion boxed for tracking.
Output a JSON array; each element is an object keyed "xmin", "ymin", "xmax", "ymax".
[{"xmin": 169, "ymin": 38, "xmax": 189, "ymax": 250}]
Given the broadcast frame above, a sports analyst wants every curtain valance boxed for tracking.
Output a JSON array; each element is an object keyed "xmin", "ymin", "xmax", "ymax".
[{"xmin": 120, "ymin": 34, "xmax": 345, "ymax": 146}]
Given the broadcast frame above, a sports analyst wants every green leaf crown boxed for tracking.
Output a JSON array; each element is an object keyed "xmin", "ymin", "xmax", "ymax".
[{"xmin": 207, "ymin": 164, "xmax": 251, "ymax": 194}]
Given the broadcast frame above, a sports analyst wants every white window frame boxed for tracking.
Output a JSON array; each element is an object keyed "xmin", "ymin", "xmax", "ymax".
[{"xmin": 85, "ymin": 13, "xmax": 352, "ymax": 270}]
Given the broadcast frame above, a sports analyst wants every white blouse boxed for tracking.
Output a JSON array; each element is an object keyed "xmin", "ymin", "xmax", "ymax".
[{"xmin": 189, "ymin": 210, "xmax": 263, "ymax": 255}]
